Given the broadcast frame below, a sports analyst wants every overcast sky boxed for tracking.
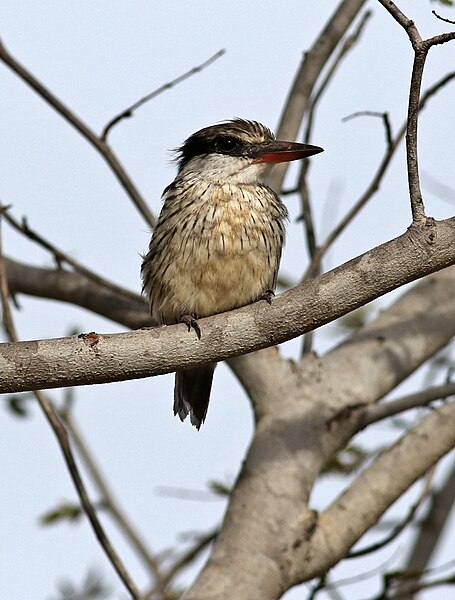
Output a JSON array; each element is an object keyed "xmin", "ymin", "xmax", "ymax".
[{"xmin": 1, "ymin": 2, "xmax": 455, "ymax": 599}]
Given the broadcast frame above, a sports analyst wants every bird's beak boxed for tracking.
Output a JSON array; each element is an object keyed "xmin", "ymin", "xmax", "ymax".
[{"xmin": 252, "ymin": 140, "xmax": 324, "ymax": 164}]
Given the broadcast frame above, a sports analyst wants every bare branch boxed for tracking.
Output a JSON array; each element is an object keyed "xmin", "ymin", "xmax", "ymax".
[
  {"xmin": 346, "ymin": 468, "xmax": 435, "ymax": 558},
  {"xmin": 1, "ymin": 206, "xmax": 141, "ymax": 303},
  {"xmin": 149, "ymin": 529, "xmax": 217, "ymax": 597},
  {"xmin": 284, "ymin": 400, "xmax": 455, "ymax": 586},
  {"xmin": 378, "ymin": 0, "xmax": 455, "ymax": 222},
  {"xmin": 305, "ymin": 70, "xmax": 455, "ymax": 279},
  {"xmin": 376, "ymin": 562, "xmax": 455, "ymax": 599},
  {"xmin": 101, "ymin": 50, "xmax": 225, "ymax": 141},
  {"xmin": 4, "ymin": 256, "xmax": 150, "ymax": 329},
  {"xmin": 304, "ymin": 10, "xmax": 372, "ymax": 146},
  {"xmin": 393, "ymin": 458, "xmax": 455, "ymax": 598},
  {"xmin": 342, "ymin": 111, "xmax": 393, "ymax": 149},
  {"xmin": 297, "ymin": 9, "xmax": 372, "ymax": 277},
  {"xmin": 270, "ymin": 0, "xmax": 367, "ymax": 192},
  {"xmin": 432, "ymin": 10, "xmax": 455, "ymax": 26},
  {"xmin": 360, "ymin": 382, "xmax": 455, "ymax": 427},
  {"xmin": 0, "ymin": 38, "xmax": 156, "ymax": 228},
  {"xmin": 377, "ymin": 1, "xmax": 422, "ymax": 47},
  {"xmin": 61, "ymin": 407, "xmax": 163, "ymax": 585},
  {"xmin": 1, "ymin": 217, "xmax": 454, "ymax": 393},
  {"xmin": 0, "ymin": 218, "xmax": 143, "ymax": 599}
]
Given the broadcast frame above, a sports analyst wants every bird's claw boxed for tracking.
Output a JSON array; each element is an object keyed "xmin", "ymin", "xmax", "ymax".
[
  {"xmin": 180, "ymin": 314, "xmax": 201, "ymax": 339},
  {"xmin": 259, "ymin": 289, "xmax": 275, "ymax": 305}
]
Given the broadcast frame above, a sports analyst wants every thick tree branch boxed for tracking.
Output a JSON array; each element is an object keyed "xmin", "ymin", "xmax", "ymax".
[
  {"xmin": 1, "ymin": 217, "xmax": 455, "ymax": 393},
  {"xmin": 4, "ymin": 257, "xmax": 150, "ymax": 329},
  {"xmin": 284, "ymin": 400, "xmax": 455, "ymax": 587},
  {"xmin": 183, "ymin": 264, "xmax": 455, "ymax": 600}
]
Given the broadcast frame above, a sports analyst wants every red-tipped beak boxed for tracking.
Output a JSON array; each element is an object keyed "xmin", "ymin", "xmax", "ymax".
[{"xmin": 252, "ymin": 140, "xmax": 324, "ymax": 164}]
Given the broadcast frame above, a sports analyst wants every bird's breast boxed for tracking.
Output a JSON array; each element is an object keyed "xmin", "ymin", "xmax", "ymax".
[{"xmin": 142, "ymin": 181, "xmax": 288, "ymax": 323}]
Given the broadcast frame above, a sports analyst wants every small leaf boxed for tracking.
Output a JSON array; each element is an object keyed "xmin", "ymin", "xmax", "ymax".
[
  {"xmin": 40, "ymin": 501, "xmax": 83, "ymax": 526},
  {"xmin": 207, "ymin": 479, "xmax": 231, "ymax": 497},
  {"xmin": 6, "ymin": 395, "xmax": 30, "ymax": 418},
  {"xmin": 322, "ymin": 445, "xmax": 369, "ymax": 475}
]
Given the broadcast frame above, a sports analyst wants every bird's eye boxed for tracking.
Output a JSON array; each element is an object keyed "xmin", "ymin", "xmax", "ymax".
[{"xmin": 216, "ymin": 136, "xmax": 240, "ymax": 153}]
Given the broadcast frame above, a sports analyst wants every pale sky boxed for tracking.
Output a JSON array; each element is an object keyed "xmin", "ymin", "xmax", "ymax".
[{"xmin": 1, "ymin": 2, "xmax": 455, "ymax": 599}]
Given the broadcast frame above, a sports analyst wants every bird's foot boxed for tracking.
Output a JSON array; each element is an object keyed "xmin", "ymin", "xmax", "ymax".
[
  {"xmin": 179, "ymin": 314, "xmax": 201, "ymax": 340},
  {"xmin": 259, "ymin": 289, "xmax": 275, "ymax": 305}
]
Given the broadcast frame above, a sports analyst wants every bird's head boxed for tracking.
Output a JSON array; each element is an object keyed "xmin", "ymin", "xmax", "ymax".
[{"xmin": 175, "ymin": 119, "xmax": 323, "ymax": 185}]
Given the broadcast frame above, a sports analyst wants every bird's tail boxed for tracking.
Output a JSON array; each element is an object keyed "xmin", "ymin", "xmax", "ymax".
[{"xmin": 173, "ymin": 364, "xmax": 215, "ymax": 429}]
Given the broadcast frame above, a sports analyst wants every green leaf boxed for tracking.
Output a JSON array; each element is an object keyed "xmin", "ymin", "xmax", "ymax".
[
  {"xmin": 208, "ymin": 479, "xmax": 231, "ymax": 497},
  {"xmin": 432, "ymin": 0, "xmax": 454, "ymax": 7},
  {"xmin": 6, "ymin": 395, "xmax": 31, "ymax": 418},
  {"xmin": 40, "ymin": 501, "xmax": 83, "ymax": 526}
]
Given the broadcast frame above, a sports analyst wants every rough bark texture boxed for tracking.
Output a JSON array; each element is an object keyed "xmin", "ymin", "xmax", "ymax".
[
  {"xmin": 198, "ymin": 266, "xmax": 455, "ymax": 599},
  {"xmin": 1, "ymin": 217, "xmax": 454, "ymax": 393}
]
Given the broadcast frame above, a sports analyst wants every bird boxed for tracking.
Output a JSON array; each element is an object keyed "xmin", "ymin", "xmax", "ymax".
[{"xmin": 141, "ymin": 119, "xmax": 323, "ymax": 429}]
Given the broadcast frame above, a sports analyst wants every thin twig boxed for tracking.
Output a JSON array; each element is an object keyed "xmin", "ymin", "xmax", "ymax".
[
  {"xmin": 374, "ymin": 561, "xmax": 455, "ymax": 600},
  {"xmin": 61, "ymin": 406, "xmax": 163, "ymax": 586},
  {"xmin": 270, "ymin": 0, "xmax": 367, "ymax": 193},
  {"xmin": 304, "ymin": 70, "xmax": 455, "ymax": 280},
  {"xmin": 0, "ymin": 216, "xmax": 143, "ymax": 600},
  {"xmin": 393, "ymin": 458, "xmax": 455, "ymax": 597},
  {"xmin": 432, "ymin": 10, "xmax": 455, "ymax": 26},
  {"xmin": 147, "ymin": 529, "xmax": 217, "ymax": 597},
  {"xmin": 0, "ymin": 37, "xmax": 156, "ymax": 228},
  {"xmin": 317, "ymin": 547, "xmax": 401, "ymax": 592},
  {"xmin": 102, "ymin": 50, "xmax": 225, "ymax": 141},
  {"xmin": 304, "ymin": 10, "xmax": 372, "ymax": 146},
  {"xmin": 423, "ymin": 170, "xmax": 455, "ymax": 206},
  {"xmin": 308, "ymin": 573, "xmax": 346, "ymax": 600},
  {"xmin": 298, "ymin": 7, "xmax": 371, "ymax": 260},
  {"xmin": 359, "ymin": 382, "xmax": 455, "ymax": 428},
  {"xmin": 406, "ymin": 47, "xmax": 427, "ymax": 221},
  {"xmin": 298, "ymin": 10, "xmax": 371, "ymax": 356},
  {"xmin": 0, "ymin": 206, "xmax": 142, "ymax": 303},
  {"xmin": 378, "ymin": 0, "xmax": 455, "ymax": 222},
  {"xmin": 342, "ymin": 111, "xmax": 393, "ymax": 149}
]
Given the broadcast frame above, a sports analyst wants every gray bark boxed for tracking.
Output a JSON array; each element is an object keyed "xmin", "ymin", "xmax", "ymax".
[{"xmin": 1, "ymin": 217, "xmax": 454, "ymax": 394}]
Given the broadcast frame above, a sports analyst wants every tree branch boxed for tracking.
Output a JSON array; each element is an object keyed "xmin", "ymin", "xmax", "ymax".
[
  {"xmin": 359, "ymin": 382, "xmax": 455, "ymax": 428},
  {"xmin": 393, "ymin": 458, "xmax": 455, "ymax": 599},
  {"xmin": 305, "ymin": 70, "xmax": 455, "ymax": 278},
  {"xmin": 0, "ymin": 38, "xmax": 156, "ymax": 228},
  {"xmin": 1, "ymin": 217, "xmax": 455, "ymax": 393},
  {"xmin": 4, "ymin": 257, "xmax": 150, "ymax": 329},
  {"xmin": 298, "ymin": 9, "xmax": 372, "ymax": 261},
  {"xmin": 1, "ymin": 207, "xmax": 141, "ymax": 303},
  {"xmin": 378, "ymin": 0, "xmax": 455, "ymax": 222},
  {"xmin": 61, "ymin": 407, "xmax": 163, "ymax": 586},
  {"xmin": 283, "ymin": 400, "xmax": 455, "ymax": 586},
  {"xmin": 101, "ymin": 50, "xmax": 225, "ymax": 141},
  {"xmin": 346, "ymin": 468, "xmax": 435, "ymax": 558},
  {"xmin": 0, "ymin": 219, "xmax": 144, "ymax": 600},
  {"xmin": 270, "ymin": 0, "xmax": 367, "ymax": 192},
  {"xmin": 183, "ymin": 269, "xmax": 455, "ymax": 599}
]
